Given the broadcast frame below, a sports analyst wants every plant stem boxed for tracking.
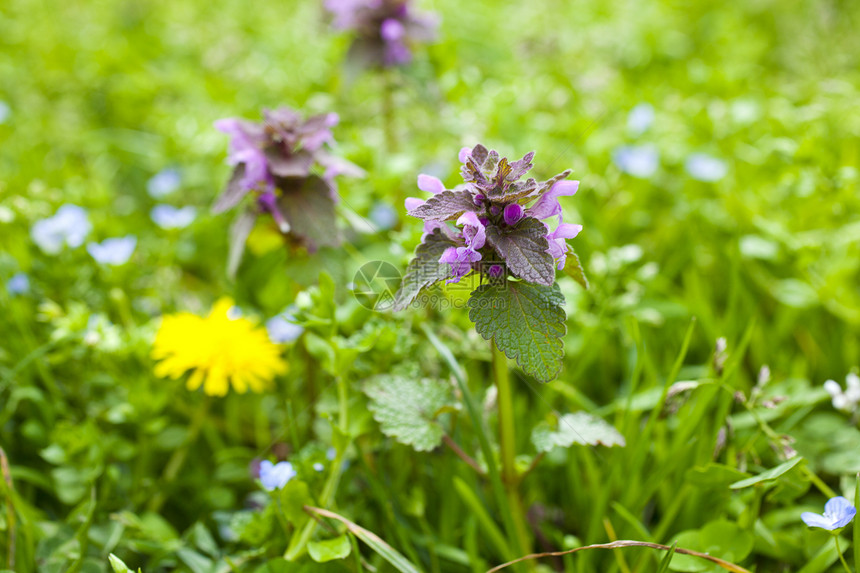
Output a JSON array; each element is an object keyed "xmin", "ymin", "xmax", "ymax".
[
  {"xmin": 0, "ymin": 446, "xmax": 16, "ymax": 571},
  {"xmin": 835, "ymin": 536, "xmax": 851, "ymax": 573},
  {"xmin": 492, "ymin": 342, "xmax": 533, "ymax": 560},
  {"xmin": 147, "ymin": 395, "xmax": 210, "ymax": 513},
  {"xmin": 285, "ymin": 375, "xmax": 349, "ymax": 560}
]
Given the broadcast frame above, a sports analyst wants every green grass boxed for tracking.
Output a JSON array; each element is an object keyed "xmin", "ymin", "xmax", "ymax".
[{"xmin": 2, "ymin": 0, "xmax": 860, "ymax": 571}]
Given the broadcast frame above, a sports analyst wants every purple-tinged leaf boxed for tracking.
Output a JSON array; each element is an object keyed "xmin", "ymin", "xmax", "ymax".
[
  {"xmin": 265, "ymin": 148, "xmax": 314, "ymax": 178},
  {"xmin": 485, "ymin": 217, "xmax": 555, "ymax": 285},
  {"xmin": 408, "ymin": 190, "xmax": 477, "ymax": 221},
  {"xmin": 508, "ymin": 151, "xmax": 535, "ymax": 181},
  {"xmin": 470, "ymin": 144, "xmax": 489, "ymax": 166},
  {"xmin": 503, "ymin": 178, "xmax": 538, "ymax": 202},
  {"xmin": 276, "ymin": 176, "xmax": 339, "ymax": 251},
  {"xmin": 484, "ymin": 150, "xmax": 500, "ymax": 172},
  {"xmin": 213, "ymin": 165, "xmax": 250, "ymax": 214},
  {"xmin": 537, "ymin": 170, "xmax": 573, "ymax": 194}
]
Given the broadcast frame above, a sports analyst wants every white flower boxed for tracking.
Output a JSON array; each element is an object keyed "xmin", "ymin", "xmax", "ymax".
[{"xmin": 824, "ymin": 373, "xmax": 860, "ymax": 412}]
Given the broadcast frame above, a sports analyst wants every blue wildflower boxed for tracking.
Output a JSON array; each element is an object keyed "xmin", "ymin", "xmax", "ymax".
[
  {"xmin": 150, "ymin": 205, "xmax": 197, "ymax": 229},
  {"xmin": 686, "ymin": 153, "xmax": 728, "ymax": 182},
  {"xmin": 313, "ymin": 462, "xmax": 325, "ymax": 472},
  {"xmin": 627, "ymin": 103, "xmax": 654, "ymax": 135},
  {"xmin": 0, "ymin": 101, "xmax": 10, "ymax": 124},
  {"xmin": 259, "ymin": 460, "xmax": 296, "ymax": 491},
  {"xmin": 265, "ymin": 311, "xmax": 304, "ymax": 344},
  {"xmin": 31, "ymin": 204, "xmax": 92, "ymax": 255},
  {"xmin": 613, "ymin": 145, "xmax": 659, "ymax": 178},
  {"xmin": 801, "ymin": 496, "xmax": 856, "ymax": 530},
  {"xmin": 147, "ymin": 168, "xmax": 182, "ymax": 198},
  {"xmin": 368, "ymin": 202, "xmax": 398, "ymax": 230},
  {"xmin": 6, "ymin": 272, "xmax": 29, "ymax": 295},
  {"xmin": 87, "ymin": 236, "xmax": 137, "ymax": 266}
]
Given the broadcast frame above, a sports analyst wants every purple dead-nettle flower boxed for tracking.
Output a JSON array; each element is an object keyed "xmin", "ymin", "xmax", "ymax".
[
  {"xmin": 325, "ymin": 0, "xmax": 438, "ymax": 68},
  {"xmin": 214, "ymin": 106, "xmax": 362, "ymax": 274},
  {"xmin": 801, "ymin": 496, "xmax": 856, "ymax": 531},
  {"xmin": 404, "ymin": 143, "xmax": 582, "ymax": 286}
]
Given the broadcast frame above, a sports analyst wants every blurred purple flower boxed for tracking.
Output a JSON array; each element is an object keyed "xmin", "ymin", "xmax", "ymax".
[
  {"xmin": 31, "ymin": 204, "xmax": 92, "ymax": 254},
  {"xmin": 325, "ymin": 0, "xmax": 438, "ymax": 68},
  {"xmin": 147, "ymin": 168, "xmax": 182, "ymax": 198},
  {"xmin": 87, "ymin": 236, "xmax": 137, "ymax": 266},
  {"xmin": 259, "ymin": 460, "xmax": 296, "ymax": 491},
  {"xmin": 613, "ymin": 145, "xmax": 659, "ymax": 178},
  {"xmin": 686, "ymin": 153, "xmax": 728, "ymax": 182},
  {"xmin": 801, "ymin": 496, "xmax": 856, "ymax": 530},
  {"xmin": 6, "ymin": 272, "xmax": 29, "ymax": 295},
  {"xmin": 151, "ymin": 205, "xmax": 197, "ymax": 229}
]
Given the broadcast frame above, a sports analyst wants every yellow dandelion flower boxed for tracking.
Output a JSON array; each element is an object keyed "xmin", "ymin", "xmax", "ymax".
[{"xmin": 152, "ymin": 297, "xmax": 287, "ymax": 396}]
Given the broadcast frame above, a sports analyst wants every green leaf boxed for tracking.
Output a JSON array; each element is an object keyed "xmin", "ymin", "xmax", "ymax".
[
  {"xmin": 485, "ymin": 217, "xmax": 555, "ymax": 285},
  {"xmin": 393, "ymin": 228, "xmax": 457, "ymax": 311},
  {"xmin": 308, "ymin": 535, "xmax": 352, "ymax": 563},
  {"xmin": 563, "ymin": 250, "xmax": 589, "ymax": 290},
  {"xmin": 669, "ymin": 519, "xmax": 754, "ymax": 572},
  {"xmin": 854, "ymin": 473, "xmax": 860, "ymax": 570},
  {"xmin": 108, "ymin": 554, "xmax": 132, "ymax": 573},
  {"xmin": 364, "ymin": 375, "xmax": 454, "ymax": 451},
  {"xmin": 531, "ymin": 412, "xmax": 626, "ymax": 453},
  {"xmin": 304, "ymin": 507, "xmax": 422, "ymax": 573},
  {"xmin": 729, "ymin": 457, "xmax": 804, "ymax": 489},
  {"xmin": 408, "ymin": 190, "xmax": 476, "ymax": 220},
  {"xmin": 468, "ymin": 281, "xmax": 566, "ymax": 382},
  {"xmin": 278, "ymin": 480, "xmax": 312, "ymax": 525},
  {"xmin": 685, "ymin": 464, "xmax": 751, "ymax": 489}
]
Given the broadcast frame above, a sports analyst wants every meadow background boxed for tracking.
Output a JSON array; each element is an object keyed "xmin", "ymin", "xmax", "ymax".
[{"xmin": 2, "ymin": 0, "xmax": 860, "ymax": 571}]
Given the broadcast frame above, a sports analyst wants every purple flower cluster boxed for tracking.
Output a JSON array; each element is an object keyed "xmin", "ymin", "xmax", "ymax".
[
  {"xmin": 324, "ymin": 0, "xmax": 438, "ymax": 67},
  {"xmin": 214, "ymin": 107, "xmax": 361, "ymax": 230},
  {"xmin": 406, "ymin": 144, "xmax": 582, "ymax": 284}
]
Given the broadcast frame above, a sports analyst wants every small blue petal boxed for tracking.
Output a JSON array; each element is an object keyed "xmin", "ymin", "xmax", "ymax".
[
  {"xmin": 6, "ymin": 272, "xmax": 29, "ymax": 295},
  {"xmin": 87, "ymin": 236, "xmax": 137, "ymax": 266},
  {"xmin": 0, "ymin": 101, "xmax": 10, "ymax": 124},
  {"xmin": 31, "ymin": 204, "xmax": 92, "ymax": 254},
  {"xmin": 150, "ymin": 204, "xmax": 197, "ymax": 229},
  {"xmin": 266, "ymin": 313, "xmax": 304, "ymax": 344},
  {"xmin": 259, "ymin": 460, "xmax": 296, "ymax": 491},
  {"xmin": 801, "ymin": 512, "xmax": 833, "ymax": 529},
  {"xmin": 613, "ymin": 145, "xmax": 659, "ymax": 178},
  {"xmin": 802, "ymin": 496, "xmax": 857, "ymax": 530},
  {"xmin": 368, "ymin": 202, "xmax": 398, "ymax": 231},
  {"xmin": 686, "ymin": 153, "xmax": 728, "ymax": 182},
  {"xmin": 313, "ymin": 462, "xmax": 325, "ymax": 472},
  {"xmin": 147, "ymin": 169, "xmax": 182, "ymax": 198},
  {"xmin": 627, "ymin": 103, "xmax": 654, "ymax": 135}
]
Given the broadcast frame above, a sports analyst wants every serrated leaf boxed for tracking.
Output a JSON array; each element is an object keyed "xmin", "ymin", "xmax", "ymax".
[
  {"xmin": 468, "ymin": 281, "xmax": 566, "ymax": 382},
  {"xmin": 502, "ymin": 178, "xmax": 538, "ymax": 202},
  {"xmin": 276, "ymin": 176, "xmax": 338, "ymax": 251},
  {"xmin": 213, "ymin": 165, "xmax": 249, "ymax": 214},
  {"xmin": 485, "ymin": 217, "xmax": 555, "ymax": 285},
  {"xmin": 507, "ymin": 151, "xmax": 535, "ymax": 181},
  {"xmin": 408, "ymin": 190, "xmax": 476, "ymax": 221},
  {"xmin": 308, "ymin": 536, "xmax": 352, "ymax": 563},
  {"xmin": 538, "ymin": 169, "xmax": 572, "ymax": 194},
  {"xmin": 563, "ymin": 250, "xmax": 589, "ymax": 289},
  {"xmin": 227, "ymin": 211, "xmax": 258, "ymax": 278},
  {"xmin": 471, "ymin": 144, "xmax": 489, "ymax": 166},
  {"xmin": 393, "ymin": 228, "xmax": 457, "ymax": 311},
  {"xmin": 729, "ymin": 457, "xmax": 804, "ymax": 489},
  {"xmin": 531, "ymin": 412, "xmax": 626, "ymax": 452},
  {"xmin": 364, "ymin": 375, "xmax": 454, "ymax": 451}
]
